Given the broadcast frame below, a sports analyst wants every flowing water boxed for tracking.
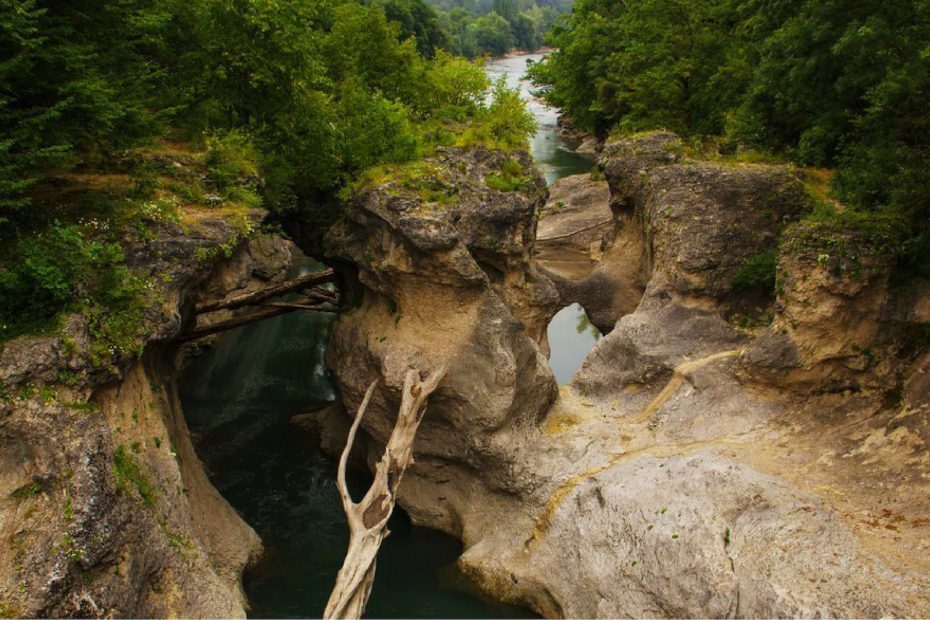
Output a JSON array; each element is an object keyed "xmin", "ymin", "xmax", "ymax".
[
  {"xmin": 486, "ymin": 53, "xmax": 601, "ymax": 384},
  {"xmin": 178, "ymin": 53, "xmax": 597, "ymax": 619}
]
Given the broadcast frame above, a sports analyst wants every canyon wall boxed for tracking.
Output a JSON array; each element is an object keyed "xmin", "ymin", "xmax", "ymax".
[
  {"xmin": 0, "ymin": 206, "xmax": 295, "ymax": 617},
  {"xmin": 327, "ymin": 134, "xmax": 930, "ymax": 617}
]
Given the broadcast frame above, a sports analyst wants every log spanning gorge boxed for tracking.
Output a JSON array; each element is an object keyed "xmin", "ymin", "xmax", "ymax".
[{"xmin": 177, "ymin": 53, "xmax": 598, "ymax": 618}]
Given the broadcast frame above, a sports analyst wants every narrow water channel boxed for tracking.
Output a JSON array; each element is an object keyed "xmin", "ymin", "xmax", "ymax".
[
  {"xmin": 178, "ymin": 53, "xmax": 595, "ymax": 618},
  {"xmin": 486, "ymin": 53, "xmax": 600, "ymax": 384},
  {"xmin": 179, "ymin": 260, "xmax": 530, "ymax": 618}
]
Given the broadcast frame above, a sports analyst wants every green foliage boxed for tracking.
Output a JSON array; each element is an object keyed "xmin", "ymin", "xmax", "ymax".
[
  {"xmin": 0, "ymin": 0, "xmax": 548, "ymax": 343},
  {"xmin": 419, "ymin": 52, "xmax": 491, "ymax": 120},
  {"xmin": 458, "ymin": 77, "xmax": 537, "ymax": 150},
  {"xmin": 529, "ymin": 0, "xmax": 739, "ymax": 137},
  {"xmin": 472, "ymin": 12, "xmax": 513, "ymax": 56},
  {"xmin": 113, "ymin": 445, "xmax": 158, "ymax": 507},
  {"xmin": 784, "ymin": 210, "xmax": 909, "ymax": 260},
  {"xmin": 0, "ymin": 0, "xmax": 171, "ymax": 237},
  {"xmin": 731, "ymin": 251, "xmax": 778, "ymax": 294},
  {"xmin": 0, "ymin": 224, "xmax": 143, "ymax": 342},
  {"xmin": 532, "ymin": 0, "xmax": 930, "ymax": 271},
  {"xmin": 485, "ymin": 158, "xmax": 530, "ymax": 191},
  {"xmin": 11, "ymin": 481, "xmax": 42, "ymax": 499},
  {"xmin": 377, "ymin": 0, "xmax": 450, "ymax": 57},
  {"xmin": 206, "ymin": 131, "xmax": 262, "ymax": 208},
  {"xmin": 430, "ymin": 0, "xmax": 566, "ymax": 57}
]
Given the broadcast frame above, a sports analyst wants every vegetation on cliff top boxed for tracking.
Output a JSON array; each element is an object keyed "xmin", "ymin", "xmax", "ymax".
[
  {"xmin": 0, "ymin": 0, "xmax": 538, "ymax": 345},
  {"xmin": 530, "ymin": 0, "xmax": 930, "ymax": 273}
]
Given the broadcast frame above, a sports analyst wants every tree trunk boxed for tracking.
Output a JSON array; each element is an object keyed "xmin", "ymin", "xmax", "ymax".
[
  {"xmin": 195, "ymin": 269, "xmax": 335, "ymax": 314},
  {"xmin": 178, "ymin": 297, "xmax": 336, "ymax": 341},
  {"xmin": 324, "ymin": 366, "xmax": 447, "ymax": 620}
]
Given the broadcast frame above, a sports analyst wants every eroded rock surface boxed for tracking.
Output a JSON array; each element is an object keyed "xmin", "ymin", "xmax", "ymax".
[
  {"xmin": 326, "ymin": 147, "xmax": 559, "ymax": 510},
  {"xmin": 328, "ymin": 136, "xmax": 930, "ymax": 618},
  {"xmin": 0, "ymin": 213, "xmax": 292, "ymax": 617},
  {"xmin": 535, "ymin": 173, "xmax": 643, "ymax": 333}
]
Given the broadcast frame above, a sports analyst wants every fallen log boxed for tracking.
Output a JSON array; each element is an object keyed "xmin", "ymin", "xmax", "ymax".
[
  {"xmin": 178, "ymin": 299, "xmax": 336, "ymax": 341},
  {"xmin": 196, "ymin": 269, "xmax": 336, "ymax": 314},
  {"xmin": 536, "ymin": 217, "xmax": 613, "ymax": 242},
  {"xmin": 324, "ymin": 366, "xmax": 447, "ymax": 620}
]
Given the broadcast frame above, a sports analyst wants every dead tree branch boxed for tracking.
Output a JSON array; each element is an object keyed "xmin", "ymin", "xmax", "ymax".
[
  {"xmin": 195, "ymin": 269, "xmax": 335, "ymax": 314},
  {"xmin": 178, "ymin": 297, "xmax": 336, "ymax": 341},
  {"xmin": 324, "ymin": 366, "xmax": 447, "ymax": 620}
]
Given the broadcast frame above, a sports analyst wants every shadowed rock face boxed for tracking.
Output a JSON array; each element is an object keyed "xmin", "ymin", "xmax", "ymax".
[
  {"xmin": 327, "ymin": 136, "xmax": 930, "ymax": 618},
  {"xmin": 0, "ymin": 216, "xmax": 293, "ymax": 618},
  {"xmin": 535, "ymin": 173, "xmax": 644, "ymax": 334}
]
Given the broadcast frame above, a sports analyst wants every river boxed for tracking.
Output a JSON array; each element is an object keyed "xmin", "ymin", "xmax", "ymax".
[
  {"xmin": 178, "ymin": 52, "xmax": 594, "ymax": 619},
  {"xmin": 486, "ymin": 53, "xmax": 600, "ymax": 384}
]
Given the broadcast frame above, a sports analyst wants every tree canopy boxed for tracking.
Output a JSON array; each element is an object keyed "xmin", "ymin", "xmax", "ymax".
[
  {"xmin": 427, "ymin": 0, "xmax": 572, "ymax": 57},
  {"xmin": 0, "ymin": 0, "xmax": 539, "ymax": 342},
  {"xmin": 531, "ymin": 0, "xmax": 930, "ymax": 267}
]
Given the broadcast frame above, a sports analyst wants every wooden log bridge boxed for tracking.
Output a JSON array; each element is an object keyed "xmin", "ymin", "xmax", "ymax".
[{"xmin": 179, "ymin": 268, "xmax": 338, "ymax": 341}]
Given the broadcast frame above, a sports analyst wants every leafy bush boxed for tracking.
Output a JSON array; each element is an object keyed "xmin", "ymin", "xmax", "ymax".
[
  {"xmin": 419, "ymin": 52, "xmax": 490, "ymax": 121},
  {"xmin": 459, "ymin": 77, "xmax": 537, "ymax": 150},
  {"xmin": 206, "ymin": 131, "xmax": 262, "ymax": 208},
  {"xmin": 731, "ymin": 251, "xmax": 778, "ymax": 294},
  {"xmin": 0, "ymin": 224, "xmax": 145, "ymax": 347}
]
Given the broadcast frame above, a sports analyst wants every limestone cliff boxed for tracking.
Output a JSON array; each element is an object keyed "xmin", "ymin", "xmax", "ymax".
[
  {"xmin": 326, "ymin": 135, "xmax": 930, "ymax": 617},
  {"xmin": 0, "ymin": 203, "xmax": 296, "ymax": 617}
]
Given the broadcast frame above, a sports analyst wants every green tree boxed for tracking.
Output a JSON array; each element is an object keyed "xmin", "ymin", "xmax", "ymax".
[
  {"xmin": 471, "ymin": 11, "xmax": 512, "ymax": 55},
  {"xmin": 378, "ymin": 0, "xmax": 450, "ymax": 56},
  {"xmin": 509, "ymin": 12, "xmax": 539, "ymax": 50}
]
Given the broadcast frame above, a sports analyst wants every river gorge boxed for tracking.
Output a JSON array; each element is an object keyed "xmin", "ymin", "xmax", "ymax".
[
  {"xmin": 3, "ymin": 48, "xmax": 929, "ymax": 620},
  {"xmin": 177, "ymin": 53, "xmax": 597, "ymax": 618}
]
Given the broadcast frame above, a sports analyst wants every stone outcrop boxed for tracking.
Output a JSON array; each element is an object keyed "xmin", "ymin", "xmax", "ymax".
[
  {"xmin": 325, "ymin": 147, "xmax": 559, "ymax": 514},
  {"xmin": 743, "ymin": 219, "xmax": 922, "ymax": 392},
  {"xmin": 0, "ymin": 206, "xmax": 295, "ymax": 617},
  {"xmin": 535, "ymin": 173, "xmax": 646, "ymax": 333},
  {"xmin": 327, "ymin": 135, "xmax": 930, "ymax": 618}
]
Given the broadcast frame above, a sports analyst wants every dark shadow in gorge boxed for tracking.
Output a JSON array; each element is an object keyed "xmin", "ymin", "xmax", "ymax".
[{"xmin": 176, "ymin": 260, "xmax": 535, "ymax": 619}]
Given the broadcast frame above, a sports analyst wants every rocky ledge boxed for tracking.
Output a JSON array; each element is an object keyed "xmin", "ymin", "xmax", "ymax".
[
  {"xmin": 327, "ymin": 135, "xmax": 930, "ymax": 617},
  {"xmin": 0, "ymin": 202, "xmax": 297, "ymax": 617}
]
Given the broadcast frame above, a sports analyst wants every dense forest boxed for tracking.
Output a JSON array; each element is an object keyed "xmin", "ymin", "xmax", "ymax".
[
  {"xmin": 424, "ymin": 0, "xmax": 573, "ymax": 56},
  {"xmin": 0, "ymin": 0, "xmax": 537, "ymax": 344},
  {"xmin": 530, "ymin": 0, "xmax": 930, "ymax": 272}
]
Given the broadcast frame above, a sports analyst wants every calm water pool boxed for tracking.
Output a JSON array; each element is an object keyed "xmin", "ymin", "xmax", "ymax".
[{"xmin": 546, "ymin": 303, "xmax": 601, "ymax": 385}]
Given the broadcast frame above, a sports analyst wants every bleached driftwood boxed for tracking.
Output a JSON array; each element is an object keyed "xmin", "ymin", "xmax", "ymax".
[{"xmin": 324, "ymin": 366, "xmax": 446, "ymax": 620}]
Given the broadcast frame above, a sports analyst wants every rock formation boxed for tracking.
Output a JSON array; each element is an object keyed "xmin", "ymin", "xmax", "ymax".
[
  {"xmin": 326, "ymin": 134, "xmax": 930, "ymax": 617},
  {"xmin": 535, "ymin": 172, "xmax": 645, "ymax": 333},
  {"xmin": 4, "ymin": 130, "xmax": 927, "ymax": 618},
  {"xmin": 0, "ymin": 205, "xmax": 297, "ymax": 617}
]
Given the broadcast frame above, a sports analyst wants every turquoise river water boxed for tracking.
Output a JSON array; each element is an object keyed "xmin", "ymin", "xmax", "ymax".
[{"xmin": 178, "ymin": 53, "xmax": 595, "ymax": 619}]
